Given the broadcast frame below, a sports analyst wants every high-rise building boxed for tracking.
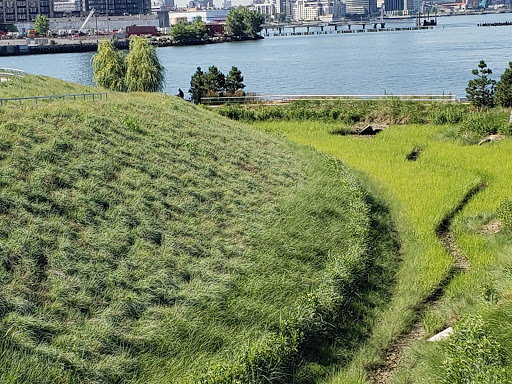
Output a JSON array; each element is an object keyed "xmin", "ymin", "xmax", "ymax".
[
  {"xmin": 384, "ymin": 0, "xmax": 403, "ymax": 11},
  {"xmin": 0, "ymin": 0, "xmax": 53, "ymax": 23},
  {"xmin": 344, "ymin": 0, "xmax": 376, "ymax": 14},
  {"xmin": 84, "ymin": 0, "xmax": 150, "ymax": 16}
]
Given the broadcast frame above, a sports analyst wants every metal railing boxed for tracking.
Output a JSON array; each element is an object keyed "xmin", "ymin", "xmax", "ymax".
[
  {"xmin": 0, "ymin": 92, "xmax": 108, "ymax": 107},
  {"xmin": 202, "ymin": 94, "xmax": 458, "ymax": 106},
  {"xmin": 0, "ymin": 67, "xmax": 25, "ymax": 82}
]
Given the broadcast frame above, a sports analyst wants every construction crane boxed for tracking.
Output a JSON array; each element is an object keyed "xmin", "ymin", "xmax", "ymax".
[{"xmin": 80, "ymin": 9, "xmax": 96, "ymax": 32}]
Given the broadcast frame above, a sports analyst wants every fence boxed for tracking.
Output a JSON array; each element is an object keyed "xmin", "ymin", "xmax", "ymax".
[
  {"xmin": 201, "ymin": 94, "xmax": 459, "ymax": 106},
  {"xmin": 0, "ymin": 92, "xmax": 108, "ymax": 107},
  {"xmin": 0, "ymin": 67, "xmax": 25, "ymax": 82}
]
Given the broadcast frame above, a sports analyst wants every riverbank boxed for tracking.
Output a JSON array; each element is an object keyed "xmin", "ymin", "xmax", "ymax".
[{"xmin": 0, "ymin": 34, "xmax": 263, "ymax": 57}]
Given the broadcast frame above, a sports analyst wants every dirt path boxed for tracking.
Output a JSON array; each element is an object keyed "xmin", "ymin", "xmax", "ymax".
[{"xmin": 370, "ymin": 183, "xmax": 486, "ymax": 384}]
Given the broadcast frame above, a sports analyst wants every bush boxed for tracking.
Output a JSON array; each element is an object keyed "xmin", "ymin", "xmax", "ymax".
[
  {"xmin": 441, "ymin": 314, "xmax": 508, "ymax": 384},
  {"xmin": 496, "ymin": 198, "xmax": 512, "ymax": 230},
  {"xmin": 458, "ymin": 110, "xmax": 508, "ymax": 137}
]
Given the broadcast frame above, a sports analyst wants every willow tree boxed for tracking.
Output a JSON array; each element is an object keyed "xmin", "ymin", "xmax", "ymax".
[
  {"xmin": 91, "ymin": 40, "xmax": 126, "ymax": 92},
  {"xmin": 125, "ymin": 36, "xmax": 164, "ymax": 92}
]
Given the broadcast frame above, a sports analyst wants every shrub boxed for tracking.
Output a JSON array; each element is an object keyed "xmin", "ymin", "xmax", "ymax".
[
  {"xmin": 496, "ymin": 198, "xmax": 512, "ymax": 230},
  {"xmin": 441, "ymin": 314, "xmax": 508, "ymax": 384},
  {"xmin": 458, "ymin": 110, "xmax": 507, "ymax": 137}
]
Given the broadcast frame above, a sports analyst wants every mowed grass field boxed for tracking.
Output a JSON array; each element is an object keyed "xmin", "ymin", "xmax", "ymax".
[
  {"xmin": 253, "ymin": 120, "xmax": 512, "ymax": 383},
  {"xmin": 0, "ymin": 76, "xmax": 382, "ymax": 383}
]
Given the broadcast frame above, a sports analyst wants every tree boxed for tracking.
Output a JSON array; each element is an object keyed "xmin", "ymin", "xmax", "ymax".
[
  {"xmin": 34, "ymin": 15, "xmax": 50, "ymax": 36},
  {"xmin": 276, "ymin": 13, "xmax": 287, "ymax": 22},
  {"xmin": 125, "ymin": 36, "xmax": 165, "ymax": 92},
  {"xmin": 91, "ymin": 40, "xmax": 126, "ymax": 91},
  {"xmin": 192, "ymin": 17, "xmax": 206, "ymax": 39},
  {"xmin": 171, "ymin": 18, "xmax": 205, "ymax": 43},
  {"xmin": 242, "ymin": 8, "xmax": 263, "ymax": 36},
  {"xmin": 204, "ymin": 65, "xmax": 226, "ymax": 94},
  {"xmin": 189, "ymin": 67, "xmax": 206, "ymax": 104},
  {"xmin": 226, "ymin": 8, "xmax": 245, "ymax": 37},
  {"xmin": 466, "ymin": 60, "xmax": 496, "ymax": 110},
  {"xmin": 495, "ymin": 62, "xmax": 512, "ymax": 108},
  {"xmin": 225, "ymin": 66, "xmax": 245, "ymax": 95},
  {"xmin": 171, "ymin": 22, "xmax": 194, "ymax": 42}
]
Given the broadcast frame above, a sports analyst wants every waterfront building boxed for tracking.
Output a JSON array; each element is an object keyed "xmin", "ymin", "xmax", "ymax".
[
  {"xmin": 291, "ymin": 0, "xmax": 344, "ymax": 20},
  {"xmin": 151, "ymin": 0, "xmax": 174, "ymax": 12},
  {"xmin": 11, "ymin": 12, "xmax": 158, "ymax": 32},
  {"xmin": 344, "ymin": 0, "xmax": 376, "ymax": 14},
  {"xmin": 252, "ymin": 0, "xmax": 285, "ymax": 19},
  {"xmin": 0, "ymin": 0, "xmax": 53, "ymax": 23},
  {"xmin": 168, "ymin": 8, "xmax": 228, "ymax": 23},
  {"xmin": 84, "ymin": 0, "xmax": 150, "ymax": 16},
  {"xmin": 255, "ymin": 0, "xmax": 343, "ymax": 21},
  {"xmin": 384, "ymin": 0, "xmax": 403, "ymax": 11},
  {"xmin": 53, "ymin": 0, "xmax": 80, "ymax": 14}
]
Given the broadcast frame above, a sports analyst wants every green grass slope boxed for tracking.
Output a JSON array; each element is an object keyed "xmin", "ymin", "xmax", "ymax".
[{"xmin": 0, "ymin": 76, "xmax": 374, "ymax": 384}]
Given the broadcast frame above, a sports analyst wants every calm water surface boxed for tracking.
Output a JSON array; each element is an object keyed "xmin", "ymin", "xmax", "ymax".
[{"xmin": 1, "ymin": 13, "xmax": 512, "ymax": 97}]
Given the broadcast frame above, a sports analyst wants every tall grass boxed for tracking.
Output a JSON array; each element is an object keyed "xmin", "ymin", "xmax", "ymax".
[
  {"xmin": 0, "ymin": 76, "xmax": 375, "ymax": 383},
  {"xmin": 252, "ymin": 120, "xmax": 512, "ymax": 383},
  {"xmin": 216, "ymin": 100, "xmax": 470, "ymax": 126}
]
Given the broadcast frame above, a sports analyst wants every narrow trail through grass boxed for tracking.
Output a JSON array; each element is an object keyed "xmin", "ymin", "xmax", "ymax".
[{"xmin": 372, "ymin": 183, "xmax": 485, "ymax": 384}]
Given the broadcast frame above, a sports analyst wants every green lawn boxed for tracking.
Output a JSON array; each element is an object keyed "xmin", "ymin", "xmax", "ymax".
[
  {"xmin": 0, "ymin": 77, "xmax": 377, "ymax": 384},
  {"xmin": 253, "ymin": 120, "xmax": 512, "ymax": 383}
]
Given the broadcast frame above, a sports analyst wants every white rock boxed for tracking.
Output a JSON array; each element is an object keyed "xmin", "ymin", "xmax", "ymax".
[{"xmin": 428, "ymin": 327, "xmax": 453, "ymax": 342}]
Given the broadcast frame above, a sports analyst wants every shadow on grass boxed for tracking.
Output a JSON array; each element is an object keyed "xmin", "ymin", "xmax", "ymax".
[{"xmin": 291, "ymin": 192, "xmax": 400, "ymax": 384}]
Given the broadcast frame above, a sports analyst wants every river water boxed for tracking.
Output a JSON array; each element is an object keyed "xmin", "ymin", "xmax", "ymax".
[{"xmin": 1, "ymin": 13, "xmax": 512, "ymax": 97}]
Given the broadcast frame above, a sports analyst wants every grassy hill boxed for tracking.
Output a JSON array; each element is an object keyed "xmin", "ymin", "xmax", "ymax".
[{"xmin": 0, "ymin": 76, "xmax": 379, "ymax": 383}]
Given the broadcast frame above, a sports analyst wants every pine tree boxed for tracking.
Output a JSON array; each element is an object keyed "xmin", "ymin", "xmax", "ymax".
[
  {"xmin": 189, "ymin": 67, "xmax": 206, "ymax": 104},
  {"xmin": 466, "ymin": 60, "xmax": 496, "ymax": 110},
  {"xmin": 204, "ymin": 66, "xmax": 225, "ymax": 94},
  {"xmin": 225, "ymin": 66, "xmax": 245, "ymax": 95},
  {"xmin": 495, "ymin": 62, "xmax": 512, "ymax": 108}
]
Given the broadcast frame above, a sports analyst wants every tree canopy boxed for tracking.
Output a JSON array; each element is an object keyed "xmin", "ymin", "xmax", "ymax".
[
  {"xmin": 495, "ymin": 62, "xmax": 512, "ymax": 108},
  {"xmin": 92, "ymin": 40, "xmax": 126, "ymax": 92},
  {"xmin": 125, "ymin": 36, "xmax": 165, "ymax": 92},
  {"xmin": 91, "ymin": 36, "xmax": 164, "ymax": 93},
  {"xmin": 171, "ymin": 17, "xmax": 206, "ymax": 43},
  {"xmin": 189, "ymin": 66, "xmax": 246, "ymax": 103},
  {"xmin": 34, "ymin": 15, "xmax": 50, "ymax": 36},
  {"xmin": 225, "ymin": 66, "xmax": 245, "ymax": 95},
  {"xmin": 226, "ymin": 7, "xmax": 263, "ymax": 37}
]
